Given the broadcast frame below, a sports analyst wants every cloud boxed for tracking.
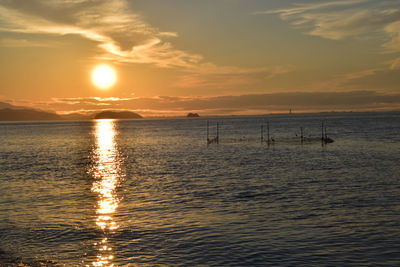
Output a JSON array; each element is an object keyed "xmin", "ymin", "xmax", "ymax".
[
  {"xmin": 13, "ymin": 91, "xmax": 400, "ymax": 116},
  {"xmin": 255, "ymin": 0, "xmax": 367, "ymax": 16},
  {"xmin": 260, "ymin": 0, "xmax": 400, "ymax": 52},
  {"xmin": 174, "ymin": 64, "xmax": 293, "ymax": 90},
  {"xmin": 0, "ymin": 0, "xmax": 291, "ymax": 90},
  {"xmin": 0, "ymin": 37, "xmax": 57, "ymax": 47},
  {"xmin": 0, "ymin": 0, "xmax": 204, "ymax": 68},
  {"xmin": 383, "ymin": 20, "xmax": 400, "ymax": 53},
  {"xmin": 388, "ymin": 57, "xmax": 400, "ymax": 70}
]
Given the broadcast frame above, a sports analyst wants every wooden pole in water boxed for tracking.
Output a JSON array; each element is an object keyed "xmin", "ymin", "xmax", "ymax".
[
  {"xmin": 207, "ymin": 120, "xmax": 209, "ymax": 144},
  {"xmin": 216, "ymin": 122, "xmax": 219, "ymax": 144},
  {"xmin": 321, "ymin": 121, "xmax": 325, "ymax": 146},
  {"xmin": 261, "ymin": 125, "xmax": 264, "ymax": 143},
  {"xmin": 267, "ymin": 121, "xmax": 270, "ymax": 145},
  {"xmin": 300, "ymin": 127, "xmax": 304, "ymax": 144}
]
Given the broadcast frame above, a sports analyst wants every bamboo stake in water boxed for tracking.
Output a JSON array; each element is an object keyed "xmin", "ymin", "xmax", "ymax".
[
  {"xmin": 261, "ymin": 125, "xmax": 264, "ymax": 143},
  {"xmin": 207, "ymin": 120, "xmax": 209, "ymax": 145},
  {"xmin": 216, "ymin": 122, "xmax": 219, "ymax": 144},
  {"xmin": 300, "ymin": 127, "xmax": 304, "ymax": 144}
]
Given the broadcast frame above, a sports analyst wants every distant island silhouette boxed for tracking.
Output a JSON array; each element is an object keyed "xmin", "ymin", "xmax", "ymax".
[
  {"xmin": 94, "ymin": 111, "xmax": 142, "ymax": 119},
  {"xmin": 0, "ymin": 102, "xmax": 143, "ymax": 121},
  {"xmin": 0, "ymin": 108, "xmax": 62, "ymax": 121},
  {"xmin": 187, "ymin": 113, "xmax": 200, "ymax": 117}
]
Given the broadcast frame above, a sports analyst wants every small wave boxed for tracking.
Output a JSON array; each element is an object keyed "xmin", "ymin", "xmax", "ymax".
[{"xmin": 0, "ymin": 248, "xmax": 59, "ymax": 267}]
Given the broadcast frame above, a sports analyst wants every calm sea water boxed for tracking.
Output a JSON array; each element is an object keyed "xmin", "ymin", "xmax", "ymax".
[{"xmin": 1, "ymin": 112, "xmax": 400, "ymax": 266}]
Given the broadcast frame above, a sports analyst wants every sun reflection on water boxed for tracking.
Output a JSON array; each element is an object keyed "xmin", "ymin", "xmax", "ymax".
[{"xmin": 90, "ymin": 119, "xmax": 123, "ymax": 266}]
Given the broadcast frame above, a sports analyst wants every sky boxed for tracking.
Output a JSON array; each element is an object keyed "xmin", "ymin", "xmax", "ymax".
[{"xmin": 0, "ymin": 0, "xmax": 400, "ymax": 116}]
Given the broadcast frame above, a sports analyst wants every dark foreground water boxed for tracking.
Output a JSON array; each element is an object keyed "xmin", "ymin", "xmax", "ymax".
[{"xmin": 0, "ymin": 112, "xmax": 400, "ymax": 266}]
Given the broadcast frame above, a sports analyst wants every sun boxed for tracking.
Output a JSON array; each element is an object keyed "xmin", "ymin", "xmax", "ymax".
[{"xmin": 91, "ymin": 64, "xmax": 117, "ymax": 90}]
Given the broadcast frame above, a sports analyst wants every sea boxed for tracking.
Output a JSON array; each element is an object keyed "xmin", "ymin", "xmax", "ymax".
[{"xmin": 0, "ymin": 112, "xmax": 399, "ymax": 266}]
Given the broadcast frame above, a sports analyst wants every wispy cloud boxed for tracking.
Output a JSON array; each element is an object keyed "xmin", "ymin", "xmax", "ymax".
[
  {"xmin": 0, "ymin": 37, "xmax": 58, "ymax": 47},
  {"xmin": 388, "ymin": 57, "xmax": 400, "ymax": 70},
  {"xmin": 175, "ymin": 64, "xmax": 293, "ymax": 90},
  {"xmin": 259, "ymin": 0, "xmax": 400, "ymax": 52},
  {"xmin": 0, "ymin": 0, "xmax": 289, "ymax": 84},
  {"xmin": 255, "ymin": 0, "xmax": 367, "ymax": 17},
  {"xmin": 310, "ymin": 62, "xmax": 400, "ymax": 93},
  {"xmin": 310, "ymin": 68, "xmax": 380, "ymax": 91},
  {"xmin": 383, "ymin": 20, "xmax": 400, "ymax": 53},
  {"xmin": 0, "ymin": 0, "xmax": 203, "ymax": 68}
]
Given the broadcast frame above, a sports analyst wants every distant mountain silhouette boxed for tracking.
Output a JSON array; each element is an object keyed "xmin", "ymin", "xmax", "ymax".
[
  {"xmin": 0, "ymin": 108, "xmax": 62, "ymax": 121},
  {"xmin": 0, "ymin": 101, "xmax": 27, "ymax": 110},
  {"xmin": 94, "ymin": 111, "xmax": 142, "ymax": 119},
  {"xmin": 0, "ymin": 102, "xmax": 15, "ymax": 109},
  {"xmin": 0, "ymin": 102, "xmax": 143, "ymax": 121},
  {"xmin": 187, "ymin": 112, "xmax": 200, "ymax": 117}
]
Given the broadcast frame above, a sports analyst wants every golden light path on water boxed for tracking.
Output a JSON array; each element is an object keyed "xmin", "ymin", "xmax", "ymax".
[{"xmin": 90, "ymin": 119, "xmax": 123, "ymax": 267}]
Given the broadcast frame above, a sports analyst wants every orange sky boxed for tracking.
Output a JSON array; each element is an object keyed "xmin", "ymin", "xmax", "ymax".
[{"xmin": 0, "ymin": 0, "xmax": 399, "ymax": 116}]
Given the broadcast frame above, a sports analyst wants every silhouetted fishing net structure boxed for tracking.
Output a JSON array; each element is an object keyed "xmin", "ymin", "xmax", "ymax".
[{"xmin": 206, "ymin": 120, "xmax": 334, "ymax": 146}]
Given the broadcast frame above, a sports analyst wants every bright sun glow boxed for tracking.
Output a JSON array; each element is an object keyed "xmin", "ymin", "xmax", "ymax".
[{"xmin": 91, "ymin": 64, "xmax": 117, "ymax": 90}]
